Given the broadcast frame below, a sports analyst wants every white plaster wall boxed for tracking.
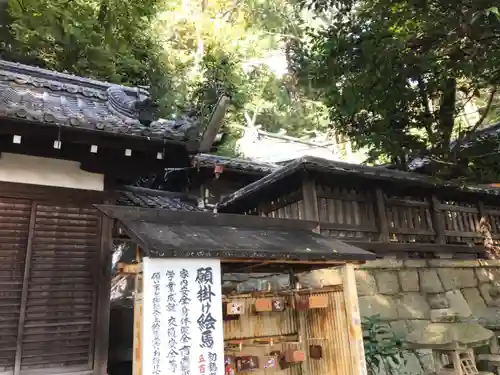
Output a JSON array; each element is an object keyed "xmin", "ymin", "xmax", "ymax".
[{"xmin": 0, "ymin": 153, "xmax": 104, "ymax": 191}]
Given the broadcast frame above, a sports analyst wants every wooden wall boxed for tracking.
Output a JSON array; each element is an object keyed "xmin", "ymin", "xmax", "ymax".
[
  {"xmin": 223, "ymin": 286, "xmax": 356, "ymax": 375},
  {"xmin": 241, "ymin": 175, "xmax": 500, "ymax": 258},
  {"xmin": 0, "ymin": 183, "xmax": 110, "ymax": 375}
]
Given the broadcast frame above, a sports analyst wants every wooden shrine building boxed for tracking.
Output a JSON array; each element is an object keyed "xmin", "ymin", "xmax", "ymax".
[
  {"xmin": 217, "ymin": 156, "xmax": 500, "ymax": 259},
  {"xmin": 97, "ymin": 205, "xmax": 376, "ymax": 375},
  {"xmin": 0, "ymin": 60, "xmax": 204, "ymax": 375}
]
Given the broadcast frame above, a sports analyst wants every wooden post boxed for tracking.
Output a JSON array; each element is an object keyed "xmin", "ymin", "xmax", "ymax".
[
  {"xmin": 478, "ymin": 200, "xmax": 487, "ymax": 219},
  {"xmin": 93, "ymin": 214, "xmax": 113, "ymax": 375},
  {"xmin": 431, "ymin": 195, "xmax": 446, "ymax": 245},
  {"xmin": 341, "ymin": 263, "xmax": 368, "ymax": 375},
  {"xmin": 14, "ymin": 202, "xmax": 37, "ymax": 375},
  {"xmin": 302, "ymin": 174, "xmax": 320, "ymax": 233},
  {"xmin": 375, "ymin": 188, "xmax": 390, "ymax": 242},
  {"xmin": 132, "ymin": 248, "xmax": 143, "ymax": 375}
]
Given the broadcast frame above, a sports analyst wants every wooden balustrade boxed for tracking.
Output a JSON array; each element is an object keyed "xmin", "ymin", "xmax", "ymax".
[{"xmin": 247, "ymin": 179, "xmax": 499, "ymax": 258}]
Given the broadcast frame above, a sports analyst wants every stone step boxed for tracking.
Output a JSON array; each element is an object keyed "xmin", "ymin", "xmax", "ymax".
[{"xmin": 478, "ymin": 354, "xmax": 500, "ymax": 364}]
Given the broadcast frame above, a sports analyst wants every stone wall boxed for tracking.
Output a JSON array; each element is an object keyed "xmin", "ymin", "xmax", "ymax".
[{"xmin": 355, "ymin": 259, "xmax": 500, "ymax": 375}]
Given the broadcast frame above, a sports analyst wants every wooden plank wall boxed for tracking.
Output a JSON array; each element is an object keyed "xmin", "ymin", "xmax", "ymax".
[
  {"xmin": 0, "ymin": 183, "xmax": 109, "ymax": 375},
  {"xmin": 223, "ymin": 287, "xmax": 355, "ymax": 375},
  {"xmin": 243, "ymin": 176, "xmax": 500, "ymax": 257}
]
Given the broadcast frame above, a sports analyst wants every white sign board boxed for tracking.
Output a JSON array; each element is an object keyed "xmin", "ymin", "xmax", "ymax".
[{"xmin": 142, "ymin": 258, "xmax": 224, "ymax": 375}]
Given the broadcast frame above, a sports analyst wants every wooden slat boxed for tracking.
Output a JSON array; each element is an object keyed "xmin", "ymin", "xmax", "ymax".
[
  {"xmin": 14, "ymin": 203, "xmax": 37, "ymax": 375},
  {"xmin": 385, "ymin": 198, "xmax": 430, "ymax": 208},
  {"xmin": 375, "ymin": 189, "xmax": 389, "ymax": 242},
  {"xmin": 0, "ymin": 198, "xmax": 31, "ymax": 373},
  {"xmin": 20, "ymin": 203, "xmax": 100, "ymax": 372}
]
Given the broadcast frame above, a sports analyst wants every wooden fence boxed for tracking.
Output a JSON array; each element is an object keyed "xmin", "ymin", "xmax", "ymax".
[{"xmin": 245, "ymin": 181, "xmax": 499, "ymax": 258}]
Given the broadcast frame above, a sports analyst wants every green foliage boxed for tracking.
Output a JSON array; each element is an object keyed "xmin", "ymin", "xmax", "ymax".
[
  {"xmin": 1, "ymin": 0, "xmax": 334, "ymax": 157},
  {"xmin": 3, "ymin": 0, "xmax": 167, "ymax": 86},
  {"xmin": 362, "ymin": 315, "xmax": 406, "ymax": 375},
  {"xmin": 292, "ymin": 0, "xmax": 500, "ymax": 181}
]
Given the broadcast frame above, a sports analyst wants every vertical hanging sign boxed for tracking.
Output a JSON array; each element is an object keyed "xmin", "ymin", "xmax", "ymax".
[{"xmin": 142, "ymin": 258, "xmax": 224, "ymax": 375}]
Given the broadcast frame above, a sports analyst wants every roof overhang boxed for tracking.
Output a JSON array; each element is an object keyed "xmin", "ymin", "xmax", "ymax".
[{"xmin": 97, "ymin": 205, "xmax": 375, "ymax": 271}]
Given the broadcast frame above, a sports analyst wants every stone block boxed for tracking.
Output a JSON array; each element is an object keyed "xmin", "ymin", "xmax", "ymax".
[
  {"xmin": 416, "ymin": 349, "xmax": 434, "ymax": 374},
  {"xmin": 428, "ymin": 259, "xmax": 481, "ymax": 268},
  {"xmin": 389, "ymin": 320, "xmax": 409, "ymax": 338},
  {"xmin": 360, "ymin": 259, "xmax": 404, "ymax": 269},
  {"xmin": 476, "ymin": 267, "xmax": 500, "ymax": 284},
  {"xmin": 430, "ymin": 308, "xmax": 459, "ymax": 322},
  {"xmin": 300, "ymin": 268, "xmax": 342, "ymax": 287},
  {"xmin": 401, "ymin": 351, "xmax": 424, "ymax": 375},
  {"xmin": 399, "ymin": 270, "xmax": 420, "ymax": 292},
  {"xmin": 407, "ymin": 319, "xmax": 430, "ymax": 333},
  {"xmin": 445, "ymin": 289, "xmax": 472, "ymax": 318},
  {"xmin": 427, "ymin": 293, "xmax": 449, "ymax": 309},
  {"xmin": 479, "ymin": 283, "xmax": 500, "ymax": 307},
  {"xmin": 404, "ymin": 260, "xmax": 428, "ymax": 268},
  {"xmin": 359, "ymin": 295, "xmax": 398, "ymax": 320},
  {"xmin": 355, "ymin": 270, "xmax": 377, "ymax": 296},
  {"xmin": 437, "ymin": 268, "xmax": 477, "ymax": 290},
  {"xmin": 396, "ymin": 293, "xmax": 430, "ymax": 320},
  {"xmin": 462, "ymin": 287, "xmax": 487, "ymax": 313},
  {"xmin": 419, "ymin": 269, "xmax": 444, "ymax": 293},
  {"xmin": 375, "ymin": 271, "xmax": 400, "ymax": 295}
]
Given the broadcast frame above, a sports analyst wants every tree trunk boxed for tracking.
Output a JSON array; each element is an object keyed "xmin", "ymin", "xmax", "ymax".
[{"xmin": 437, "ymin": 78, "xmax": 457, "ymax": 156}]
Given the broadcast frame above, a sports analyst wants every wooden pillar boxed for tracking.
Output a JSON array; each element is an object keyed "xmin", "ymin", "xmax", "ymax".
[
  {"xmin": 431, "ymin": 195, "xmax": 446, "ymax": 245},
  {"xmin": 14, "ymin": 202, "xmax": 37, "ymax": 375},
  {"xmin": 132, "ymin": 272, "xmax": 143, "ymax": 375},
  {"xmin": 302, "ymin": 174, "xmax": 320, "ymax": 232},
  {"xmin": 341, "ymin": 263, "xmax": 368, "ymax": 375},
  {"xmin": 375, "ymin": 188, "xmax": 389, "ymax": 242},
  {"xmin": 93, "ymin": 214, "xmax": 113, "ymax": 375}
]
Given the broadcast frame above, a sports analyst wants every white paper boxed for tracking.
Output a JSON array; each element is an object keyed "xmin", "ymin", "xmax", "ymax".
[{"xmin": 142, "ymin": 257, "xmax": 224, "ymax": 375}]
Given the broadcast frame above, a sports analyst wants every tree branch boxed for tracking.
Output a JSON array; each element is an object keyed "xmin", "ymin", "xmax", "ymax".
[{"xmin": 453, "ymin": 86, "xmax": 498, "ymax": 151}]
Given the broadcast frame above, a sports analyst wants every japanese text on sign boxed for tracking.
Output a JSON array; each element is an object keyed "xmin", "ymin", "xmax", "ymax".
[{"xmin": 142, "ymin": 258, "xmax": 224, "ymax": 375}]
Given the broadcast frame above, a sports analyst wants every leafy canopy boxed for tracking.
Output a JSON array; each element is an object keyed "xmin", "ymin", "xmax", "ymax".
[
  {"xmin": 292, "ymin": 0, "xmax": 500, "ymax": 181},
  {"xmin": 1, "ymin": 0, "xmax": 334, "ymax": 158}
]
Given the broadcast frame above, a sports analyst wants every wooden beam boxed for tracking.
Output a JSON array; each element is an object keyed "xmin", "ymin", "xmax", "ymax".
[
  {"xmin": 93, "ymin": 214, "xmax": 113, "ymax": 375},
  {"xmin": 132, "ymin": 273, "xmax": 143, "ymax": 375},
  {"xmin": 301, "ymin": 174, "xmax": 320, "ymax": 232},
  {"xmin": 375, "ymin": 188, "xmax": 390, "ymax": 242},
  {"xmin": 346, "ymin": 241, "xmax": 484, "ymax": 254},
  {"xmin": 13, "ymin": 202, "xmax": 37, "ymax": 375},
  {"xmin": 431, "ymin": 195, "xmax": 446, "ymax": 245},
  {"xmin": 341, "ymin": 263, "xmax": 368, "ymax": 375},
  {"xmin": 199, "ymin": 95, "xmax": 230, "ymax": 152}
]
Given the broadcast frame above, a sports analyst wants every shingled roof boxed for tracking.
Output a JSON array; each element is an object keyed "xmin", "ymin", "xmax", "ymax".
[
  {"xmin": 0, "ymin": 60, "xmax": 199, "ymax": 142},
  {"xmin": 115, "ymin": 186, "xmax": 201, "ymax": 211},
  {"xmin": 218, "ymin": 155, "xmax": 500, "ymax": 211},
  {"xmin": 193, "ymin": 153, "xmax": 279, "ymax": 174}
]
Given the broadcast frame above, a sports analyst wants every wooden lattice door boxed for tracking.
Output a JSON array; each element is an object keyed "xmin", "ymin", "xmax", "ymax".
[{"xmin": 0, "ymin": 199, "xmax": 102, "ymax": 375}]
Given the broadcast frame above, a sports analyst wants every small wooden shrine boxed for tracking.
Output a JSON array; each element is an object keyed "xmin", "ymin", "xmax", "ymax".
[{"xmin": 97, "ymin": 205, "xmax": 376, "ymax": 375}]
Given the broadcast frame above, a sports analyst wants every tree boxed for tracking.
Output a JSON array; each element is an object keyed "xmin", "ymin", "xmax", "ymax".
[
  {"xmin": 1, "ymin": 0, "xmax": 335, "ymax": 158},
  {"xmin": 292, "ymin": 0, "xmax": 500, "ymax": 181},
  {"xmin": 1, "ymin": 0, "xmax": 175, "ymax": 110}
]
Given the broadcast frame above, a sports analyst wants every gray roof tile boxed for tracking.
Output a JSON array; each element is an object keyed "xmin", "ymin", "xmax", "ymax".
[
  {"xmin": 0, "ymin": 60, "xmax": 199, "ymax": 142},
  {"xmin": 194, "ymin": 153, "xmax": 279, "ymax": 174},
  {"xmin": 116, "ymin": 186, "xmax": 201, "ymax": 211}
]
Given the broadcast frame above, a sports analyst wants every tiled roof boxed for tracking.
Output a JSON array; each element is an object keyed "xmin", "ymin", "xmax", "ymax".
[
  {"xmin": 115, "ymin": 186, "xmax": 201, "ymax": 211},
  {"xmin": 0, "ymin": 60, "xmax": 199, "ymax": 142},
  {"xmin": 218, "ymin": 155, "xmax": 500, "ymax": 211},
  {"xmin": 193, "ymin": 153, "xmax": 279, "ymax": 174}
]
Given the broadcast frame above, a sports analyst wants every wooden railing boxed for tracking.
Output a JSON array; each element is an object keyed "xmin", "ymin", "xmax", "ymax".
[
  {"xmin": 314, "ymin": 183, "xmax": 498, "ymax": 258},
  {"xmin": 244, "ymin": 180, "xmax": 499, "ymax": 258}
]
